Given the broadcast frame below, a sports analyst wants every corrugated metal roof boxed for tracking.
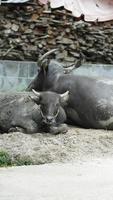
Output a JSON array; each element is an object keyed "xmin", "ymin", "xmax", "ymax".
[
  {"xmin": 40, "ymin": 0, "xmax": 113, "ymax": 22},
  {"xmin": 1, "ymin": 0, "xmax": 113, "ymax": 22},
  {"xmin": 1, "ymin": 0, "xmax": 28, "ymax": 3}
]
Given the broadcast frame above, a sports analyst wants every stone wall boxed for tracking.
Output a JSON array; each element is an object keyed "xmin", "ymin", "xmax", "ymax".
[{"xmin": 0, "ymin": 1, "xmax": 113, "ymax": 63}]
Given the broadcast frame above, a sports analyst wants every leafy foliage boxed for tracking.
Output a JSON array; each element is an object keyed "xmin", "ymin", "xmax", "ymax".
[
  {"xmin": 0, "ymin": 150, "xmax": 12, "ymax": 167},
  {"xmin": 13, "ymin": 156, "xmax": 33, "ymax": 166},
  {"xmin": 0, "ymin": 150, "xmax": 33, "ymax": 167}
]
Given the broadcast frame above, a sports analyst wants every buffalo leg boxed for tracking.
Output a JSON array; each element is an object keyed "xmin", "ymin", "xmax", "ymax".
[
  {"xmin": 11, "ymin": 119, "xmax": 38, "ymax": 134},
  {"xmin": 49, "ymin": 123, "xmax": 68, "ymax": 134},
  {"xmin": 9, "ymin": 126, "xmax": 25, "ymax": 133}
]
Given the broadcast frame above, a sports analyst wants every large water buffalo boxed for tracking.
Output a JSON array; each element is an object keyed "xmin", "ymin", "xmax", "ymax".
[
  {"xmin": 0, "ymin": 90, "xmax": 69, "ymax": 134},
  {"xmin": 27, "ymin": 49, "xmax": 113, "ymax": 130}
]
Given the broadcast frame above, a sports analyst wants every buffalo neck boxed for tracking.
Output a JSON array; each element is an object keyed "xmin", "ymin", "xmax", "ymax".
[{"xmin": 43, "ymin": 60, "xmax": 64, "ymax": 90}]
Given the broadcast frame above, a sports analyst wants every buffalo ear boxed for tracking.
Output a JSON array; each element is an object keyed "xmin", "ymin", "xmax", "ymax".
[
  {"xmin": 60, "ymin": 91, "xmax": 69, "ymax": 104},
  {"xmin": 30, "ymin": 89, "xmax": 41, "ymax": 104},
  {"xmin": 41, "ymin": 59, "xmax": 49, "ymax": 74}
]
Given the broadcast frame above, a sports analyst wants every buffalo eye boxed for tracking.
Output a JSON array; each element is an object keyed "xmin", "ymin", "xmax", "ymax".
[
  {"xmin": 40, "ymin": 103, "xmax": 46, "ymax": 110},
  {"xmin": 41, "ymin": 103, "xmax": 45, "ymax": 107},
  {"xmin": 56, "ymin": 102, "xmax": 60, "ymax": 107}
]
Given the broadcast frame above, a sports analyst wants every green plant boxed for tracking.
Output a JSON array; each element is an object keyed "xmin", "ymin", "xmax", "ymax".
[
  {"xmin": 0, "ymin": 150, "xmax": 34, "ymax": 167},
  {"xmin": 13, "ymin": 156, "xmax": 33, "ymax": 166},
  {"xmin": 0, "ymin": 150, "xmax": 12, "ymax": 167}
]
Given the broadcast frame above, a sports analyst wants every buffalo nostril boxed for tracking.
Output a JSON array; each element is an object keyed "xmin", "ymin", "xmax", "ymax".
[{"xmin": 46, "ymin": 116, "xmax": 53, "ymax": 123}]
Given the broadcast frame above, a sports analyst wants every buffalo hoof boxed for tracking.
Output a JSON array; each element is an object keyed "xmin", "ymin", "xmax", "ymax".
[
  {"xmin": 9, "ymin": 126, "xmax": 25, "ymax": 133},
  {"xmin": 50, "ymin": 124, "xmax": 68, "ymax": 135}
]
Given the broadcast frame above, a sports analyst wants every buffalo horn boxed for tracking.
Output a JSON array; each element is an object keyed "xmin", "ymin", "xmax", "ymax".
[
  {"xmin": 32, "ymin": 89, "xmax": 41, "ymax": 97},
  {"xmin": 60, "ymin": 91, "xmax": 69, "ymax": 97},
  {"xmin": 38, "ymin": 49, "xmax": 58, "ymax": 67}
]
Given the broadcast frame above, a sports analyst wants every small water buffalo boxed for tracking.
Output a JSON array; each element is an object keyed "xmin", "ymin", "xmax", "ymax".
[
  {"xmin": 0, "ymin": 90, "xmax": 69, "ymax": 134},
  {"xmin": 27, "ymin": 49, "xmax": 113, "ymax": 130}
]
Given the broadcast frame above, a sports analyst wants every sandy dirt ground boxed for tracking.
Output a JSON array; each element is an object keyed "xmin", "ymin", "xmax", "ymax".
[{"xmin": 0, "ymin": 126, "xmax": 113, "ymax": 163}]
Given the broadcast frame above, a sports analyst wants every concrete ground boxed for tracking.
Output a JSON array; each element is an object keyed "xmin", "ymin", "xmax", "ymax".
[{"xmin": 0, "ymin": 158, "xmax": 113, "ymax": 200}]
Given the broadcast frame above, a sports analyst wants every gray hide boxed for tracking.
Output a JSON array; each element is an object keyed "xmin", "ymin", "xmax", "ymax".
[
  {"xmin": 0, "ymin": 91, "xmax": 68, "ymax": 134},
  {"xmin": 27, "ymin": 59, "xmax": 113, "ymax": 130}
]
